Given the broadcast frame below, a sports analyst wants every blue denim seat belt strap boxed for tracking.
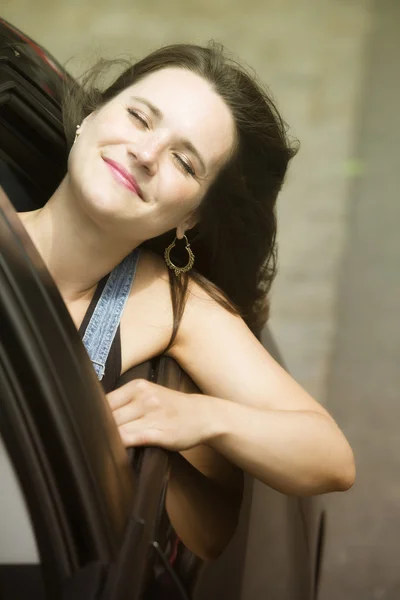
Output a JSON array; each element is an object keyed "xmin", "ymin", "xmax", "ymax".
[{"xmin": 82, "ymin": 249, "xmax": 140, "ymax": 380}]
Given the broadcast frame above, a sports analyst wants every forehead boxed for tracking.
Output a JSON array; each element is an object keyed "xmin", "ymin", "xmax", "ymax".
[{"xmin": 119, "ymin": 67, "xmax": 236, "ymax": 170}]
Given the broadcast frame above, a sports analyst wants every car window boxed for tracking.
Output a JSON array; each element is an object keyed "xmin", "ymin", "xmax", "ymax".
[
  {"xmin": 0, "ymin": 433, "xmax": 39, "ymax": 565},
  {"xmin": 0, "ymin": 432, "xmax": 45, "ymax": 599},
  {"xmin": 0, "ymin": 159, "xmax": 38, "ymax": 211}
]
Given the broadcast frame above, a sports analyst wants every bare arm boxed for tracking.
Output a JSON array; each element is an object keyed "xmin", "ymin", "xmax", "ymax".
[
  {"xmin": 198, "ymin": 397, "xmax": 353, "ymax": 495},
  {"xmin": 167, "ymin": 446, "xmax": 243, "ymax": 559},
  {"xmin": 167, "ymin": 284, "xmax": 355, "ymax": 495},
  {"xmin": 108, "ymin": 278, "xmax": 354, "ymax": 557}
]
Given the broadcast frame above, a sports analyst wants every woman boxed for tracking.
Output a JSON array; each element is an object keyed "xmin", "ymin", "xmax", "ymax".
[{"xmin": 18, "ymin": 43, "xmax": 355, "ymax": 560}]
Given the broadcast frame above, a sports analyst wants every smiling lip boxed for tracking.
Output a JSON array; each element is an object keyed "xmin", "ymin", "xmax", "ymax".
[{"xmin": 103, "ymin": 157, "xmax": 143, "ymax": 198}]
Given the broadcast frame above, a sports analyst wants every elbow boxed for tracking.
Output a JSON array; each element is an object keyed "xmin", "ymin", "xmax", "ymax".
[
  {"xmin": 334, "ymin": 452, "xmax": 356, "ymax": 492},
  {"xmin": 332, "ymin": 434, "xmax": 356, "ymax": 492},
  {"xmin": 319, "ymin": 420, "xmax": 356, "ymax": 494},
  {"xmin": 301, "ymin": 445, "xmax": 356, "ymax": 496},
  {"xmin": 320, "ymin": 446, "xmax": 356, "ymax": 494}
]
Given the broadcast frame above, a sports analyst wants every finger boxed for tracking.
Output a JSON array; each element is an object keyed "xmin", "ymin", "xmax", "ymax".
[
  {"xmin": 107, "ymin": 378, "xmax": 151, "ymax": 410},
  {"xmin": 119, "ymin": 423, "xmax": 162, "ymax": 448},
  {"xmin": 112, "ymin": 402, "xmax": 143, "ymax": 427}
]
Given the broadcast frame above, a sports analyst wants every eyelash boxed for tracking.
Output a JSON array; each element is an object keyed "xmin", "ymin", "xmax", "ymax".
[
  {"xmin": 126, "ymin": 107, "xmax": 196, "ymax": 178},
  {"xmin": 173, "ymin": 154, "xmax": 195, "ymax": 177},
  {"xmin": 127, "ymin": 108, "xmax": 149, "ymax": 128}
]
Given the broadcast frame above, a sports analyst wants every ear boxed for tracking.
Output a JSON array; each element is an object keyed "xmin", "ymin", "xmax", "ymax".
[{"xmin": 176, "ymin": 211, "xmax": 198, "ymax": 240}]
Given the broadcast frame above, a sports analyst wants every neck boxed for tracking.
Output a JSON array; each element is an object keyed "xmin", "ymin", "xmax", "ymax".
[{"xmin": 19, "ymin": 177, "xmax": 142, "ymax": 303}]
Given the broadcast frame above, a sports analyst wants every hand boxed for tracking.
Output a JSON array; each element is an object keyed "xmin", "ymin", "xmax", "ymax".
[{"xmin": 106, "ymin": 378, "xmax": 214, "ymax": 450}]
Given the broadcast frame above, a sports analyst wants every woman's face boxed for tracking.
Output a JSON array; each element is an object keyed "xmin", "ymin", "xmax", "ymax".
[{"xmin": 68, "ymin": 67, "xmax": 236, "ymax": 242}]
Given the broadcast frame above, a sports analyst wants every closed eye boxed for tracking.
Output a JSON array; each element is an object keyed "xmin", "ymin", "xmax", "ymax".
[
  {"xmin": 127, "ymin": 108, "xmax": 149, "ymax": 128},
  {"xmin": 173, "ymin": 154, "xmax": 196, "ymax": 177}
]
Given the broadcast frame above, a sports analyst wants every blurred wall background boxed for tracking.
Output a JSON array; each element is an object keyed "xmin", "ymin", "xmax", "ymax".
[
  {"xmin": 1, "ymin": 0, "xmax": 372, "ymax": 401},
  {"xmin": 2, "ymin": 0, "xmax": 399, "ymax": 598}
]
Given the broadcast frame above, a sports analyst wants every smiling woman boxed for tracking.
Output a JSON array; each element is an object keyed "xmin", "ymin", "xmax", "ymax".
[
  {"xmin": 68, "ymin": 66, "xmax": 234, "ymax": 246},
  {"xmin": 61, "ymin": 44, "xmax": 291, "ymax": 340},
  {"xmin": 17, "ymin": 42, "xmax": 355, "ymax": 561}
]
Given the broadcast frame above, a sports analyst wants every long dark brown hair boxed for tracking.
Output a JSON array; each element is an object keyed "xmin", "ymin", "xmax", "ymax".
[{"xmin": 63, "ymin": 43, "xmax": 298, "ymax": 344}]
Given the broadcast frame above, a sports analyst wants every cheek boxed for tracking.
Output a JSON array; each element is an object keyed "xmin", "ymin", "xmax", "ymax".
[{"xmin": 158, "ymin": 164, "xmax": 201, "ymax": 212}]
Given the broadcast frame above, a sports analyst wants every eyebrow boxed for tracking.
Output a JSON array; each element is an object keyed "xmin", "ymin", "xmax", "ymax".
[{"xmin": 131, "ymin": 95, "xmax": 207, "ymax": 175}]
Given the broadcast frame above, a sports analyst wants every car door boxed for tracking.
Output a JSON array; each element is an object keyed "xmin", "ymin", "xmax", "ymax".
[{"xmin": 0, "ymin": 188, "xmax": 197, "ymax": 600}]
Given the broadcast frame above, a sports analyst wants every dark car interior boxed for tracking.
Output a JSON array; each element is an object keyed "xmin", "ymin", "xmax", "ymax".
[{"xmin": 0, "ymin": 18, "xmax": 324, "ymax": 600}]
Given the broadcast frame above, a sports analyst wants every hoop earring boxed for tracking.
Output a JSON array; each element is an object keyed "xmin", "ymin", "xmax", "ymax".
[
  {"xmin": 74, "ymin": 124, "xmax": 81, "ymax": 144},
  {"xmin": 164, "ymin": 235, "xmax": 195, "ymax": 276}
]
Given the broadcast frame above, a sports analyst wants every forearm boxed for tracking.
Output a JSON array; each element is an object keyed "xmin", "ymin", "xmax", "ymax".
[
  {"xmin": 166, "ymin": 451, "xmax": 242, "ymax": 560},
  {"xmin": 206, "ymin": 397, "xmax": 355, "ymax": 496}
]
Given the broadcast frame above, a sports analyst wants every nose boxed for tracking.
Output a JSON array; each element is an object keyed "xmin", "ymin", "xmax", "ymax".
[{"xmin": 130, "ymin": 134, "xmax": 163, "ymax": 176}]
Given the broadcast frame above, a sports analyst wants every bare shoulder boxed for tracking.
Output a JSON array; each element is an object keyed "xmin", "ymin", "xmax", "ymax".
[
  {"xmin": 119, "ymin": 249, "xmax": 173, "ymax": 371},
  {"xmin": 129, "ymin": 248, "xmax": 173, "ymax": 313},
  {"xmin": 169, "ymin": 275, "xmax": 328, "ymax": 416},
  {"xmin": 173, "ymin": 275, "xmax": 248, "ymax": 346},
  {"xmin": 134, "ymin": 251, "xmax": 235, "ymax": 325},
  {"xmin": 121, "ymin": 251, "xmax": 247, "ymax": 375},
  {"xmin": 167, "ymin": 273, "xmax": 257, "ymax": 370}
]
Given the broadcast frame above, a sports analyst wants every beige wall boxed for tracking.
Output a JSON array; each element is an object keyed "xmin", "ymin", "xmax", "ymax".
[{"xmin": 2, "ymin": 0, "xmax": 373, "ymax": 402}]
